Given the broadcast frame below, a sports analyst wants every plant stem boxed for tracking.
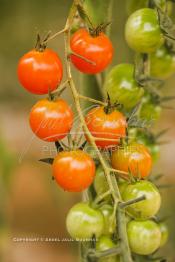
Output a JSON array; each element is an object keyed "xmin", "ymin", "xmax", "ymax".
[{"xmin": 62, "ymin": 1, "xmax": 133, "ymax": 261}]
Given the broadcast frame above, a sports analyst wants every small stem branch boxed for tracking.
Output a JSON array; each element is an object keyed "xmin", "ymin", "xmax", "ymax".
[
  {"xmin": 70, "ymin": 51, "xmax": 96, "ymax": 65},
  {"xmin": 43, "ymin": 27, "xmax": 68, "ymax": 44},
  {"xmin": 119, "ymin": 195, "xmax": 146, "ymax": 209},
  {"xmin": 93, "ymin": 190, "xmax": 111, "ymax": 206},
  {"xmin": 88, "ymin": 247, "xmax": 121, "ymax": 259},
  {"xmin": 79, "ymin": 94, "xmax": 107, "ymax": 106}
]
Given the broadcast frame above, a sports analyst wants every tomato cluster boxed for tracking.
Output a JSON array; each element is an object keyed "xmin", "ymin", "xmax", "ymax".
[{"xmin": 18, "ymin": 1, "xmax": 171, "ymax": 260}]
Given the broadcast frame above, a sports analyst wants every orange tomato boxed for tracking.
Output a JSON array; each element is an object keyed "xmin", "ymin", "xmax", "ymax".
[
  {"xmin": 29, "ymin": 98, "xmax": 73, "ymax": 142},
  {"xmin": 18, "ymin": 49, "xmax": 63, "ymax": 94},
  {"xmin": 111, "ymin": 143, "xmax": 152, "ymax": 178},
  {"xmin": 85, "ymin": 106, "xmax": 127, "ymax": 148},
  {"xmin": 70, "ymin": 29, "xmax": 114, "ymax": 74},
  {"xmin": 53, "ymin": 150, "xmax": 95, "ymax": 192}
]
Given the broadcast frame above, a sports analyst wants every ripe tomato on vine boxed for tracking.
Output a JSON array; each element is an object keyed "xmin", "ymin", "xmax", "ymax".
[
  {"xmin": 70, "ymin": 28, "xmax": 114, "ymax": 74},
  {"xmin": 52, "ymin": 150, "xmax": 95, "ymax": 192},
  {"xmin": 29, "ymin": 98, "xmax": 73, "ymax": 142},
  {"xmin": 85, "ymin": 106, "xmax": 127, "ymax": 148},
  {"xmin": 18, "ymin": 49, "xmax": 63, "ymax": 95}
]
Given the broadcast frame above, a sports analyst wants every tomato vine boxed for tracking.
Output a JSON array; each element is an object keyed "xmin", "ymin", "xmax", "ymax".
[{"xmin": 17, "ymin": 0, "xmax": 173, "ymax": 261}]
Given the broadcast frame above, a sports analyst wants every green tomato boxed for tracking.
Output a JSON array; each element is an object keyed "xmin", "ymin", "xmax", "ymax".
[
  {"xmin": 66, "ymin": 202, "xmax": 104, "ymax": 240},
  {"xmin": 96, "ymin": 236, "xmax": 120, "ymax": 262},
  {"xmin": 94, "ymin": 165, "xmax": 109, "ymax": 196},
  {"xmin": 150, "ymin": 45, "xmax": 175, "ymax": 79},
  {"xmin": 159, "ymin": 222, "xmax": 169, "ymax": 247},
  {"xmin": 99, "ymin": 205, "xmax": 116, "ymax": 235},
  {"xmin": 104, "ymin": 64, "xmax": 144, "ymax": 110},
  {"xmin": 126, "ymin": 0, "xmax": 172, "ymax": 16},
  {"xmin": 127, "ymin": 220, "xmax": 161, "ymax": 255},
  {"xmin": 122, "ymin": 180, "xmax": 161, "ymax": 220},
  {"xmin": 118, "ymin": 180, "xmax": 129, "ymax": 195},
  {"xmin": 139, "ymin": 94, "xmax": 162, "ymax": 123},
  {"xmin": 125, "ymin": 8, "xmax": 164, "ymax": 53},
  {"xmin": 136, "ymin": 131, "xmax": 160, "ymax": 163}
]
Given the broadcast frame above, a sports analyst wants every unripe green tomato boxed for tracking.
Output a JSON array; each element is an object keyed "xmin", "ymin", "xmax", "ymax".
[
  {"xmin": 136, "ymin": 131, "xmax": 160, "ymax": 163},
  {"xmin": 150, "ymin": 45, "xmax": 175, "ymax": 79},
  {"xmin": 127, "ymin": 220, "xmax": 161, "ymax": 255},
  {"xmin": 104, "ymin": 64, "xmax": 144, "ymax": 110},
  {"xmin": 66, "ymin": 202, "xmax": 104, "ymax": 239},
  {"xmin": 122, "ymin": 180, "xmax": 161, "ymax": 220},
  {"xmin": 118, "ymin": 180, "xmax": 129, "ymax": 195},
  {"xmin": 126, "ymin": 0, "xmax": 172, "ymax": 16},
  {"xmin": 125, "ymin": 8, "xmax": 164, "ymax": 53},
  {"xmin": 159, "ymin": 222, "xmax": 169, "ymax": 247},
  {"xmin": 139, "ymin": 95, "xmax": 162, "ymax": 123},
  {"xmin": 99, "ymin": 205, "xmax": 116, "ymax": 235},
  {"xmin": 96, "ymin": 236, "xmax": 120, "ymax": 262},
  {"xmin": 94, "ymin": 165, "xmax": 109, "ymax": 196}
]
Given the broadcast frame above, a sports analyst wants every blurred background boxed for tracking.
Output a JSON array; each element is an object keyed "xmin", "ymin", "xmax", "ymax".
[{"xmin": 0, "ymin": 0, "xmax": 175, "ymax": 261}]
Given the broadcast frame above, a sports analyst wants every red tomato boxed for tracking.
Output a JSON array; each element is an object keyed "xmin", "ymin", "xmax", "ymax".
[
  {"xmin": 111, "ymin": 143, "xmax": 152, "ymax": 178},
  {"xmin": 29, "ymin": 98, "xmax": 73, "ymax": 142},
  {"xmin": 17, "ymin": 49, "xmax": 63, "ymax": 94},
  {"xmin": 52, "ymin": 150, "xmax": 95, "ymax": 192},
  {"xmin": 70, "ymin": 29, "xmax": 114, "ymax": 74},
  {"xmin": 85, "ymin": 106, "xmax": 127, "ymax": 148}
]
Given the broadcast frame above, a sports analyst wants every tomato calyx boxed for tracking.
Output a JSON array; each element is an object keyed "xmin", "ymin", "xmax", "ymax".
[
  {"xmin": 76, "ymin": 3, "xmax": 111, "ymax": 37},
  {"xmin": 35, "ymin": 32, "xmax": 50, "ymax": 52},
  {"xmin": 89, "ymin": 22, "xmax": 111, "ymax": 37},
  {"xmin": 104, "ymin": 94, "xmax": 123, "ymax": 114}
]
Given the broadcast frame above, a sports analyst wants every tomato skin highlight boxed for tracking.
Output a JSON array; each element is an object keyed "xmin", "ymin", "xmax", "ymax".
[
  {"xmin": 53, "ymin": 150, "xmax": 95, "ymax": 192},
  {"xmin": 29, "ymin": 98, "xmax": 73, "ymax": 142},
  {"xmin": 127, "ymin": 220, "xmax": 161, "ymax": 255},
  {"xmin": 70, "ymin": 29, "xmax": 114, "ymax": 74},
  {"xmin": 159, "ymin": 222, "xmax": 169, "ymax": 247},
  {"xmin": 150, "ymin": 45, "xmax": 175, "ymax": 79},
  {"xmin": 104, "ymin": 64, "xmax": 144, "ymax": 110},
  {"xmin": 18, "ymin": 49, "xmax": 63, "ymax": 95},
  {"xmin": 111, "ymin": 143, "xmax": 152, "ymax": 178},
  {"xmin": 85, "ymin": 106, "xmax": 127, "ymax": 148},
  {"xmin": 99, "ymin": 205, "xmax": 116, "ymax": 235},
  {"xmin": 94, "ymin": 165, "xmax": 109, "ymax": 196},
  {"xmin": 125, "ymin": 8, "xmax": 163, "ymax": 53},
  {"xmin": 122, "ymin": 180, "xmax": 161, "ymax": 220},
  {"xmin": 66, "ymin": 202, "xmax": 104, "ymax": 239}
]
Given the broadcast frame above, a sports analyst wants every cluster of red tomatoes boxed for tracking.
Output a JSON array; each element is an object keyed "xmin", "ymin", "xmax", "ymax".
[{"xmin": 17, "ymin": 0, "xmax": 171, "ymax": 260}]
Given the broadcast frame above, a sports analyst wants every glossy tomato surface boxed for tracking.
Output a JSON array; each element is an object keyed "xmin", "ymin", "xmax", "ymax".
[
  {"xmin": 96, "ymin": 236, "xmax": 119, "ymax": 262},
  {"xmin": 104, "ymin": 64, "xmax": 144, "ymax": 110},
  {"xmin": 66, "ymin": 202, "xmax": 104, "ymax": 239},
  {"xmin": 29, "ymin": 98, "xmax": 73, "ymax": 142},
  {"xmin": 111, "ymin": 143, "xmax": 152, "ymax": 178},
  {"xmin": 150, "ymin": 45, "xmax": 175, "ymax": 79},
  {"xmin": 70, "ymin": 29, "xmax": 114, "ymax": 74},
  {"xmin": 94, "ymin": 165, "xmax": 109, "ymax": 196},
  {"xmin": 125, "ymin": 8, "xmax": 163, "ymax": 53},
  {"xmin": 127, "ymin": 220, "xmax": 161, "ymax": 255},
  {"xmin": 52, "ymin": 150, "xmax": 95, "ymax": 192},
  {"xmin": 85, "ymin": 106, "xmax": 127, "ymax": 148},
  {"xmin": 136, "ymin": 130, "xmax": 160, "ymax": 163},
  {"xmin": 139, "ymin": 94, "xmax": 162, "ymax": 123},
  {"xmin": 159, "ymin": 222, "xmax": 169, "ymax": 247},
  {"xmin": 122, "ymin": 180, "xmax": 161, "ymax": 219},
  {"xmin": 127, "ymin": 0, "xmax": 172, "ymax": 16},
  {"xmin": 99, "ymin": 204, "xmax": 116, "ymax": 235},
  {"xmin": 18, "ymin": 49, "xmax": 63, "ymax": 94}
]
